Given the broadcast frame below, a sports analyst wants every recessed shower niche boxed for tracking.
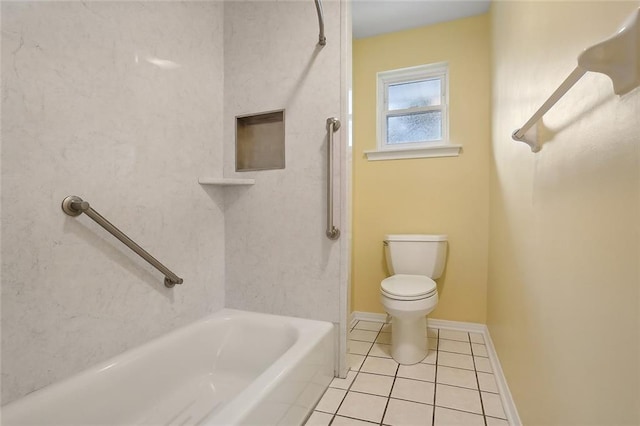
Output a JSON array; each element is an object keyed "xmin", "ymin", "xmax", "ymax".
[{"xmin": 236, "ymin": 110, "xmax": 285, "ymax": 172}]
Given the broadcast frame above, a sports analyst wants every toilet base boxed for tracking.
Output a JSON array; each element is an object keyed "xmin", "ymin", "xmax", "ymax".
[{"xmin": 391, "ymin": 316, "xmax": 428, "ymax": 365}]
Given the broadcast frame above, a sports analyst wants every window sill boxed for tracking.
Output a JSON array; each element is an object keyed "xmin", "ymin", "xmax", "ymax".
[{"xmin": 364, "ymin": 144, "xmax": 462, "ymax": 161}]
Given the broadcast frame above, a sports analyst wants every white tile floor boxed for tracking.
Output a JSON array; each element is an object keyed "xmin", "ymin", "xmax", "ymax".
[{"xmin": 305, "ymin": 320, "xmax": 509, "ymax": 426}]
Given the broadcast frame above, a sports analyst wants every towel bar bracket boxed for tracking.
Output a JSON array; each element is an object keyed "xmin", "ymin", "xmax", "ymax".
[{"xmin": 512, "ymin": 128, "xmax": 540, "ymax": 153}]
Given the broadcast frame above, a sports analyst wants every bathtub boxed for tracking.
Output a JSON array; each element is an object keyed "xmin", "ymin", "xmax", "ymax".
[{"xmin": 2, "ymin": 309, "xmax": 335, "ymax": 425}]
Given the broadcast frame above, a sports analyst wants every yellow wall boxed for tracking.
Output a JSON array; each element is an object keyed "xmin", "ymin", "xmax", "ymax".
[
  {"xmin": 352, "ymin": 15, "xmax": 491, "ymax": 322},
  {"xmin": 489, "ymin": 1, "xmax": 640, "ymax": 424}
]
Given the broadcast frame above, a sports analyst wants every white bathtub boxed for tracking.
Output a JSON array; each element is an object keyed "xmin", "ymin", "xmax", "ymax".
[{"xmin": 2, "ymin": 309, "xmax": 335, "ymax": 425}]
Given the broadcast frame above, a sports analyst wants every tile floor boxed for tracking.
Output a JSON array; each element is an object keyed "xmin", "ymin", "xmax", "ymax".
[{"xmin": 305, "ymin": 320, "xmax": 509, "ymax": 426}]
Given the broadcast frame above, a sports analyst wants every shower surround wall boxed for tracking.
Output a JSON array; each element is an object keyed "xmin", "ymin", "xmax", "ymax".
[
  {"xmin": 1, "ymin": 2, "xmax": 225, "ymax": 404},
  {"xmin": 222, "ymin": 1, "xmax": 344, "ymax": 324}
]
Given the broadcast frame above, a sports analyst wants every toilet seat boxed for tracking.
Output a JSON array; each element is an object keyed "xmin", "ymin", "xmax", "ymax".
[{"xmin": 381, "ymin": 274, "xmax": 437, "ymax": 301}]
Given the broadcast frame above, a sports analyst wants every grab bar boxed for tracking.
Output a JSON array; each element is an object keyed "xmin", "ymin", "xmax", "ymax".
[
  {"xmin": 61, "ymin": 196, "xmax": 184, "ymax": 288},
  {"xmin": 314, "ymin": 0, "xmax": 326, "ymax": 46},
  {"xmin": 326, "ymin": 117, "xmax": 340, "ymax": 240}
]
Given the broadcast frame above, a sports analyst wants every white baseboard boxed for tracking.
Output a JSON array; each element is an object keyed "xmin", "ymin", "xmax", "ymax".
[
  {"xmin": 350, "ymin": 311, "xmax": 388, "ymax": 328},
  {"xmin": 349, "ymin": 311, "xmax": 522, "ymax": 426},
  {"xmin": 482, "ymin": 326, "xmax": 522, "ymax": 426},
  {"xmin": 427, "ymin": 318, "xmax": 487, "ymax": 334}
]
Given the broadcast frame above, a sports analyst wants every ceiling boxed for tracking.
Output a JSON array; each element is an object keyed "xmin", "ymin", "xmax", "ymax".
[{"xmin": 352, "ymin": 0, "xmax": 491, "ymax": 39}]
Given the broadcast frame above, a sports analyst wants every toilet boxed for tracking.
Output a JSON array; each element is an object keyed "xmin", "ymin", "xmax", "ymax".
[{"xmin": 380, "ymin": 234, "xmax": 448, "ymax": 365}]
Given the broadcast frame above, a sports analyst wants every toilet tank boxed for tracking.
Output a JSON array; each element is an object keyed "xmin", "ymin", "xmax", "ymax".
[{"xmin": 384, "ymin": 234, "xmax": 448, "ymax": 279}]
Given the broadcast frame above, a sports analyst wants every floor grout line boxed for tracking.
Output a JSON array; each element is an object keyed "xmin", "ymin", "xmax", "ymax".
[
  {"xmin": 329, "ymin": 320, "xmax": 364, "ymax": 425},
  {"xmin": 331, "ymin": 320, "xmax": 388, "ymax": 425},
  {"xmin": 332, "ymin": 414, "xmax": 379, "ymax": 425},
  {"xmin": 469, "ymin": 331, "xmax": 488, "ymax": 426},
  {"xmin": 377, "ymin": 362, "xmax": 399, "ymax": 425},
  {"xmin": 432, "ymin": 328, "xmax": 439, "ymax": 426}
]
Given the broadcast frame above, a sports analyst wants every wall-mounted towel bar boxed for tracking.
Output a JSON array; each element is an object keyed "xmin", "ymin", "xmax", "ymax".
[
  {"xmin": 513, "ymin": 7, "xmax": 640, "ymax": 152},
  {"xmin": 314, "ymin": 0, "xmax": 326, "ymax": 46},
  {"xmin": 61, "ymin": 196, "xmax": 184, "ymax": 288}
]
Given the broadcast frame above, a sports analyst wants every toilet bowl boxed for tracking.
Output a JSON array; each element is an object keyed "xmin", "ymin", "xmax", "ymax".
[{"xmin": 380, "ymin": 234, "xmax": 447, "ymax": 365}]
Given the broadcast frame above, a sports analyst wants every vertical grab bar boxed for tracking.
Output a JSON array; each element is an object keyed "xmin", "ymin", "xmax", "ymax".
[{"xmin": 326, "ymin": 117, "xmax": 341, "ymax": 240}]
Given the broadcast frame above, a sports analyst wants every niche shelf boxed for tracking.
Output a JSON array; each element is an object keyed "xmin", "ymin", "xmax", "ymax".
[
  {"xmin": 236, "ymin": 110, "xmax": 285, "ymax": 172},
  {"xmin": 198, "ymin": 177, "xmax": 255, "ymax": 186}
]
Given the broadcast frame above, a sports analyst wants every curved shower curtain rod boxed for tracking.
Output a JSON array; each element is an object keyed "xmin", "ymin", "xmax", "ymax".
[{"xmin": 315, "ymin": 0, "xmax": 327, "ymax": 46}]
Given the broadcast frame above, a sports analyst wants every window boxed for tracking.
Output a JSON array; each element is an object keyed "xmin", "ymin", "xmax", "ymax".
[{"xmin": 365, "ymin": 62, "xmax": 461, "ymax": 161}]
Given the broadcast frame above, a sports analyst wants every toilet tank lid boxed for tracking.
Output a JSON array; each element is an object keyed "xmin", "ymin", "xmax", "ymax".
[{"xmin": 385, "ymin": 234, "xmax": 448, "ymax": 242}]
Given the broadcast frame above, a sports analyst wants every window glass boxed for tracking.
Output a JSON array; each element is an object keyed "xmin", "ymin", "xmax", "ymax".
[
  {"xmin": 387, "ymin": 111, "xmax": 442, "ymax": 144},
  {"xmin": 388, "ymin": 79, "xmax": 441, "ymax": 110}
]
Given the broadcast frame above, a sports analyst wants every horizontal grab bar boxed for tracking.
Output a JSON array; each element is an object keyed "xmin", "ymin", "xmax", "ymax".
[{"xmin": 61, "ymin": 196, "xmax": 184, "ymax": 288}]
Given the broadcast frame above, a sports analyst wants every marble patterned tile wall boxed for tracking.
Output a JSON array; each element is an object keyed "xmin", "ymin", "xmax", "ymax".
[
  {"xmin": 1, "ymin": 1, "xmax": 225, "ymax": 404},
  {"xmin": 222, "ymin": 1, "xmax": 343, "ymax": 323}
]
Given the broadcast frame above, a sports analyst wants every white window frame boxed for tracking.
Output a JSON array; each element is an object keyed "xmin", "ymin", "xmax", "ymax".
[{"xmin": 365, "ymin": 62, "xmax": 461, "ymax": 161}]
